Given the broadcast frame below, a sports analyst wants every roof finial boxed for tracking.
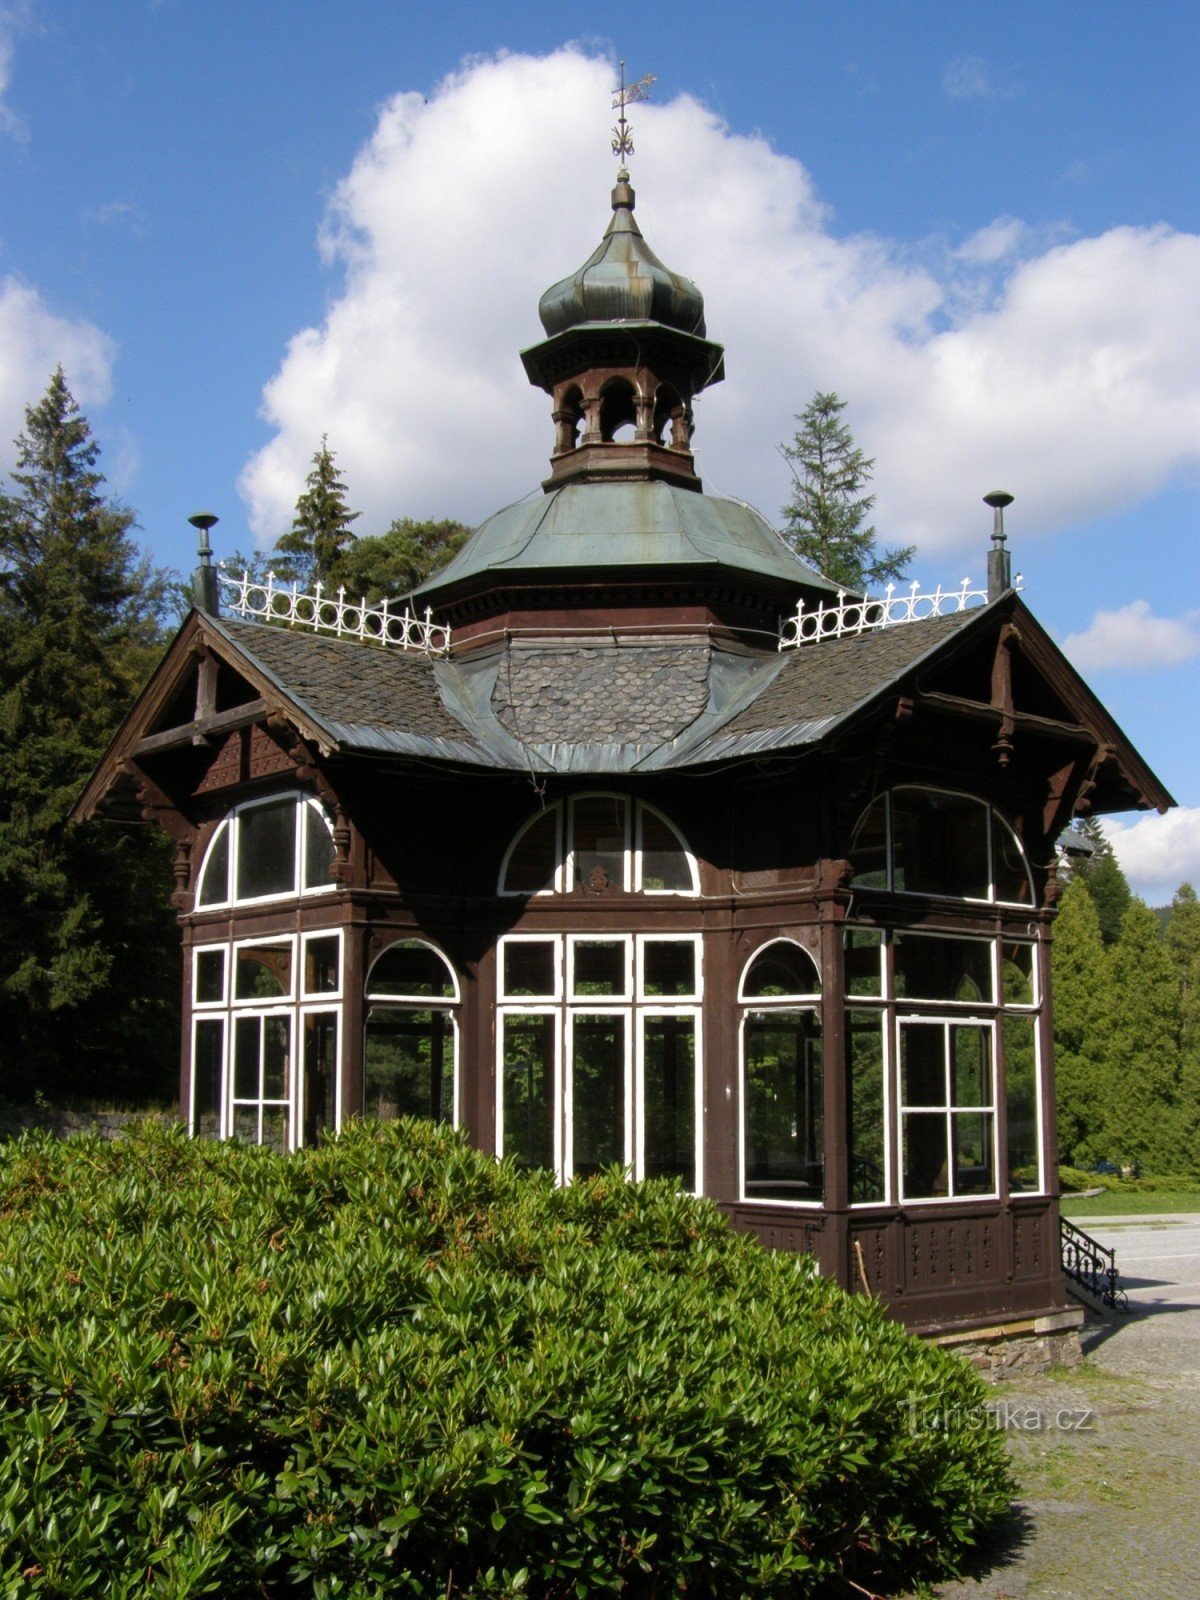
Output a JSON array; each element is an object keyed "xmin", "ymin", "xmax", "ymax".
[{"xmin": 611, "ymin": 60, "xmax": 655, "ymax": 170}]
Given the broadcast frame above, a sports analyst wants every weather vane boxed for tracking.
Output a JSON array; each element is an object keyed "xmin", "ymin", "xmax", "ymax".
[{"xmin": 611, "ymin": 60, "xmax": 655, "ymax": 164}]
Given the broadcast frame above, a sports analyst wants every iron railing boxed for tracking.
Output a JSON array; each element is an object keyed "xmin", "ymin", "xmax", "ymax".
[
  {"xmin": 1061, "ymin": 1215, "xmax": 1129, "ymax": 1311},
  {"xmin": 778, "ymin": 575, "xmax": 1024, "ymax": 650},
  {"xmin": 219, "ymin": 569, "xmax": 451, "ymax": 656}
]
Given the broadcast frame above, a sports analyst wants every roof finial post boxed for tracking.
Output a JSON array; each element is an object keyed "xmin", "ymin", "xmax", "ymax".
[
  {"xmin": 188, "ymin": 511, "xmax": 220, "ymax": 614},
  {"xmin": 984, "ymin": 490, "xmax": 1014, "ymax": 601},
  {"xmin": 611, "ymin": 60, "xmax": 655, "ymax": 170}
]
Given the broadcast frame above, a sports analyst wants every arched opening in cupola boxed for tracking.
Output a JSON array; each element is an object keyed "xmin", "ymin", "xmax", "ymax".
[
  {"xmin": 599, "ymin": 378, "xmax": 638, "ymax": 443},
  {"xmin": 653, "ymin": 383, "xmax": 687, "ymax": 449},
  {"xmin": 553, "ymin": 385, "xmax": 584, "ymax": 455}
]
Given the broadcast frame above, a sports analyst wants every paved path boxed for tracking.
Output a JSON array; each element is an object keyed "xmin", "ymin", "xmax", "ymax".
[{"xmin": 924, "ymin": 1214, "xmax": 1200, "ymax": 1600}]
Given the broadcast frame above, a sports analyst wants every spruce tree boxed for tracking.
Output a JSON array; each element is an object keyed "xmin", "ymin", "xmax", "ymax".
[
  {"xmin": 328, "ymin": 517, "xmax": 470, "ymax": 601},
  {"xmin": 1050, "ymin": 879, "xmax": 1109, "ymax": 1166},
  {"xmin": 272, "ymin": 436, "xmax": 360, "ymax": 589},
  {"xmin": 1060, "ymin": 815, "xmax": 1132, "ymax": 946},
  {"xmin": 1098, "ymin": 898, "xmax": 1182, "ymax": 1172},
  {"xmin": 779, "ymin": 392, "xmax": 914, "ymax": 591},
  {"xmin": 0, "ymin": 369, "xmax": 176, "ymax": 1102},
  {"xmin": 1166, "ymin": 883, "xmax": 1200, "ymax": 1173}
]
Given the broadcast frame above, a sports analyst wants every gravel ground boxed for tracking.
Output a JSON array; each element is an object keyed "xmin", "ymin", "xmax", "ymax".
[{"xmin": 919, "ymin": 1215, "xmax": 1200, "ymax": 1600}]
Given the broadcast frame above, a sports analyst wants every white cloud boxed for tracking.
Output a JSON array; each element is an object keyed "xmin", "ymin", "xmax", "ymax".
[
  {"xmin": 240, "ymin": 47, "xmax": 1200, "ymax": 565},
  {"xmin": 1063, "ymin": 600, "xmax": 1200, "ymax": 673},
  {"xmin": 0, "ymin": 278, "xmax": 116, "ymax": 467},
  {"xmin": 0, "ymin": 4, "xmax": 30, "ymax": 141},
  {"xmin": 1107, "ymin": 808, "xmax": 1200, "ymax": 904},
  {"xmin": 942, "ymin": 55, "xmax": 996, "ymax": 100}
]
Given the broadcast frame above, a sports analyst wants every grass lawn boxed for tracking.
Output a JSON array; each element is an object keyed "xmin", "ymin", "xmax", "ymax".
[{"xmin": 1060, "ymin": 1189, "xmax": 1200, "ymax": 1217}]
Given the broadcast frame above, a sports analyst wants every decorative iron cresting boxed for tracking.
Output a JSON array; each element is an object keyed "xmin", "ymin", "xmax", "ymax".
[
  {"xmin": 219, "ymin": 569, "xmax": 451, "ymax": 656},
  {"xmin": 778, "ymin": 574, "xmax": 1023, "ymax": 650},
  {"xmin": 1060, "ymin": 1215, "xmax": 1130, "ymax": 1311}
]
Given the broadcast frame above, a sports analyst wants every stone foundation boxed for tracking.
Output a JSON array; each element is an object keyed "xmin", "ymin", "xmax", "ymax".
[{"xmin": 934, "ymin": 1307, "xmax": 1085, "ymax": 1380}]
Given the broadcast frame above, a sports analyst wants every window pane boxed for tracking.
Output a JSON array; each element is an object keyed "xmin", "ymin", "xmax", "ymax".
[
  {"xmin": 501, "ymin": 940, "xmax": 557, "ymax": 998},
  {"xmin": 234, "ymin": 942, "xmax": 293, "ymax": 1001},
  {"xmin": 572, "ymin": 940, "xmax": 628, "ymax": 998},
  {"xmin": 902, "ymin": 1111, "xmax": 949, "ymax": 1198},
  {"xmin": 951, "ymin": 1025, "xmax": 990, "ymax": 1107},
  {"xmin": 304, "ymin": 805, "xmax": 336, "ymax": 889},
  {"xmin": 743, "ymin": 1011, "xmax": 823, "ymax": 1202},
  {"xmin": 197, "ymin": 824, "xmax": 229, "ymax": 906},
  {"xmin": 992, "ymin": 813, "xmax": 1033, "ymax": 905},
  {"xmin": 233, "ymin": 1016, "xmax": 261, "ymax": 1101},
  {"xmin": 302, "ymin": 1012, "xmax": 337, "ymax": 1146},
  {"xmin": 844, "ymin": 929, "xmax": 883, "ymax": 997},
  {"xmin": 504, "ymin": 809, "xmax": 559, "ymax": 893},
  {"xmin": 364, "ymin": 1007, "xmax": 454, "ymax": 1123},
  {"xmin": 501, "ymin": 1014, "xmax": 556, "ymax": 1169},
  {"xmin": 892, "ymin": 789, "xmax": 989, "ymax": 900},
  {"xmin": 571, "ymin": 1015, "xmax": 626, "ymax": 1177},
  {"xmin": 642, "ymin": 1015, "xmax": 696, "ymax": 1187},
  {"xmin": 304, "ymin": 936, "xmax": 340, "ymax": 996},
  {"xmin": 849, "ymin": 797, "xmax": 888, "ymax": 889},
  {"xmin": 572, "ymin": 796, "xmax": 627, "ymax": 890},
  {"xmin": 639, "ymin": 807, "xmax": 693, "ymax": 891},
  {"xmin": 368, "ymin": 942, "xmax": 456, "ymax": 999},
  {"xmin": 233, "ymin": 1106, "xmax": 259, "ymax": 1143},
  {"xmin": 952, "ymin": 1112, "xmax": 994, "ymax": 1195},
  {"xmin": 263, "ymin": 1016, "xmax": 291, "ymax": 1102},
  {"xmin": 1001, "ymin": 942, "xmax": 1036, "ymax": 1007},
  {"xmin": 742, "ymin": 941, "xmax": 819, "ymax": 998},
  {"xmin": 236, "ymin": 799, "xmax": 298, "ymax": 900},
  {"xmin": 192, "ymin": 1019, "xmax": 224, "ymax": 1139},
  {"xmin": 1004, "ymin": 1014, "xmax": 1040, "ymax": 1192},
  {"xmin": 894, "ymin": 933, "xmax": 993, "ymax": 1004},
  {"xmin": 847, "ymin": 1011, "xmax": 885, "ymax": 1203},
  {"xmin": 900, "ymin": 1024, "xmax": 945, "ymax": 1107},
  {"xmin": 642, "ymin": 941, "xmax": 697, "ymax": 997},
  {"xmin": 195, "ymin": 948, "xmax": 225, "ymax": 1005},
  {"xmin": 261, "ymin": 1107, "xmax": 289, "ymax": 1154}
]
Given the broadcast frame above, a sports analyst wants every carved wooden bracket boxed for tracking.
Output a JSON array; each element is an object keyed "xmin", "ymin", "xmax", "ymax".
[{"xmin": 170, "ymin": 839, "xmax": 192, "ymax": 911}]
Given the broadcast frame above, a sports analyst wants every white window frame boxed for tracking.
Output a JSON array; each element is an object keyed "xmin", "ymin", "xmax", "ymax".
[
  {"xmin": 188, "ymin": 1012, "xmax": 228, "ymax": 1140},
  {"xmin": 635, "ymin": 1005, "xmax": 703, "ymax": 1192},
  {"xmin": 851, "ymin": 786, "xmax": 1035, "ymax": 909},
  {"xmin": 1001, "ymin": 1009, "xmax": 1044, "ymax": 1196},
  {"xmin": 497, "ymin": 808, "xmax": 564, "ymax": 898},
  {"xmin": 845, "ymin": 1003, "xmax": 893, "ymax": 1211},
  {"xmin": 636, "ymin": 933, "xmax": 703, "ymax": 1002},
  {"xmin": 498, "ymin": 796, "xmax": 699, "ymax": 899},
  {"xmin": 363, "ymin": 937, "xmax": 461, "ymax": 1129},
  {"xmin": 891, "ymin": 928, "xmax": 997, "ymax": 1008},
  {"xmin": 567, "ymin": 933, "xmax": 634, "ymax": 1002},
  {"xmin": 736, "ymin": 936, "xmax": 821, "ymax": 1003},
  {"xmin": 228, "ymin": 1005, "xmax": 295, "ymax": 1148},
  {"xmin": 195, "ymin": 792, "xmax": 337, "ymax": 911},
  {"xmin": 634, "ymin": 801, "xmax": 701, "ymax": 896},
  {"xmin": 738, "ymin": 1003, "xmax": 825, "ymax": 1210},
  {"xmin": 192, "ymin": 942, "xmax": 229, "ymax": 1008},
  {"xmin": 896, "ymin": 1015, "xmax": 999, "ymax": 1205},
  {"xmin": 498, "ymin": 933, "xmax": 564, "ymax": 1001},
  {"xmin": 230, "ymin": 932, "xmax": 298, "ymax": 1006}
]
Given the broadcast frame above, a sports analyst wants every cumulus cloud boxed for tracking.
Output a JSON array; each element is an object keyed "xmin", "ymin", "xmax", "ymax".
[
  {"xmin": 0, "ymin": 278, "xmax": 116, "ymax": 466},
  {"xmin": 1107, "ymin": 807, "xmax": 1200, "ymax": 904},
  {"xmin": 1063, "ymin": 600, "xmax": 1200, "ymax": 672},
  {"xmin": 240, "ymin": 47, "xmax": 1200, "ymax": 561},
  {"xmin": 0, "ymin": 4, "xmax": 30, "ymax": 141}
]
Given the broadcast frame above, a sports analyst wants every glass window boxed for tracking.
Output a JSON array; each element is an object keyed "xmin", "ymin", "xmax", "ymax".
[
  {"xmin": 501, "ymin": 939, "xmax": 558, "ymax": 999},
  {"xmin": 191, "ymin": 1018, "xmax": 224, "ymax": 1139},
  {"xmin": 236, "ymin": 798, "xmax": 297, "ymax": 901},
  {"xmin": 304, "ymin": 804, "xmax": 336, "ymax": 890},
  {"xmin": 231, "ymin": 1014, "xmax": 292, "ymax": 1151},
  {"xmin": 195, "ymin": 948, "xmax": 226, "ymax": 1005},
  {"xmin": 570, "ymin": 1014, "xmax": 628, "ymax": 1176},
  {"xmin": 367, "ymin": 941, "xmax": 457, "ymax": 1000},
  {"xmin": 197, "ymin": 823, "xmax": 230, "ymax": 906},
  {"xmin": 501, "ymin": 1013, "xmax": 556, "ymax": 1169},
  {"xmin": 899, "ymin": 1021, "xmax": 995, "ymax": 1201},
  {"xmin": 845, "ymin": 929, "xmax": 883, "ymax": 997},
  {"xmin": 892, "ymin": 789, "xmax": 989, "ymax": 900},
  {"xmin": 503, "ymin": 809, "xmax": 559, "ymax": 894},
  {"xmin": 849, "ymin": 797, "xmax": 888, "ymax": 889},
  {"xmin": 743, "ymin": 1010, "xmax": 823, "ymax": 1202},
  {"xmin": 234, "ymin": 941, "xmax": 294, "ymax": 1002},
  {"xmin": 571, "ymin": 939, "xmax": 629, "ymax": 998},
  {"xmin": 638, "ymin": 806, "xmax": 695, "ymax": 892},
  {"xmin": 893, "ymin": 933, "xmax": 993, "ymax": 1005},
  {"xmin": 847, "ymin": 1010, "xmax": 885, "ymax": 1204},
  {"xmin": 642, "ymin": 1015, "xmax": 696, "ymax": 1187},
  {"xmin": 1000, "ymin": 942, "xmax": 1036, "ymax": 1008},
  {"xmin": 741, "ymin": 940, "xmax": 820, "ymax": 999},
  {"xmin": 364, "ymin": 1007, "xmax": 455, "ymax": 1123},
  {"xmin": 303, "ymin": 935, "xmax": 341, "ymax": 997},
  {"xmin": 1004, "ymin": 1013, "xmax": 1041, "ymax": 1192},
  {"xmin": 992, "ymin": 812, "xmax": 1033, "ymax": 905},
  {"xmin": 301, "ymin": 1012, "xmax": 337, "ymax": 1145},
  {"xmin": 572, "ymin": 796, "xmax": 628, "ymax": 889},
  {"xmin": 640, "ymin": 940, "xmax": 698, "ymax": 998}
]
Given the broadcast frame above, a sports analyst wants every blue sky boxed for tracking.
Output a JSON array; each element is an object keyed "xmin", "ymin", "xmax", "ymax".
[{"xmin": 1, "ymin": 2, "xmax": 1197, "ymax": 897}]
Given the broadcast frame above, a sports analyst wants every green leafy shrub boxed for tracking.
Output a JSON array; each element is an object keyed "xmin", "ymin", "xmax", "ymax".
[{"xmin": 0, "ymin": 1121, "xmax": 1011, "ymax": 1596}]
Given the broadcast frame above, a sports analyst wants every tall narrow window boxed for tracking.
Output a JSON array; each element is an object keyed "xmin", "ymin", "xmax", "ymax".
[
  {"xmin": 740, "ymin": 941, "xmax": 823, "ymax": 1204},
  {"xmin": 364, "ymin": 940, "xmax": 459, "ymax": 1127}
]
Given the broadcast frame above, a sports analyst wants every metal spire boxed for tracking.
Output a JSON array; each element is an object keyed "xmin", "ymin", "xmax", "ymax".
[{"xmin": 611, "ymin": 60, "xmax": 655, "ymax": 166}]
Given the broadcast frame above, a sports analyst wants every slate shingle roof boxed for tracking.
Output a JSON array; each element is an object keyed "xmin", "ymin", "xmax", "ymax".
[{"xmin": 490, "ymin": 644, "xmax": 712, "ymax": 745}]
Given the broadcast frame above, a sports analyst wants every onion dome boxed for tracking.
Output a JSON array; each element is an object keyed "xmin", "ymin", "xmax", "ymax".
[{"xmin": 538, "ymin": 171, "xmax": 707, "ymax": 338}]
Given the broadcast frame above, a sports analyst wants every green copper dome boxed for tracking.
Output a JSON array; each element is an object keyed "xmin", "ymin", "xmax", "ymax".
[{"xmin": 537, "ymin": 173, "xmax": 707, "ymax": 339}]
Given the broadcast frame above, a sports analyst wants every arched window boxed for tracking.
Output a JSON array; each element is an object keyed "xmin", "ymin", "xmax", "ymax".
[
  {"xmin": 740, "ymin": 940, "xmax": 823, "ymax": 1205},
  {"xmin": 364, "ymin": 940, "xmax": 459, "ymax": 1127},
  {"xmin": 196, "ymin": 792, "xmax": 336, "ymax": 908},
  {"xmin": 599, "ymin": 378, "xmax": 637, "ymax": 443},
  {"xmin": 499, "ymin": 796, "xmax": 698, "ymax": 896},
  {"xmin": 849, "ymin": 786, "xmax": 1033, "ymax": 905},
  {"xmin": 554, "ymin": 385, "xmax": 583, "ymax": 455}
]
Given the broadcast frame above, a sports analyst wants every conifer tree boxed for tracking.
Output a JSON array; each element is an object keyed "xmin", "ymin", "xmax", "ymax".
[
  {"xmin": 1098, "ymin": 898, "xmax": 1182, "ymax": 1171},
  {"xmin": 328, "ymin": 517, "xmax": 470, "ymax": 601},
  {"xmin": 1166, "ymin": 883, "xmax": 1200, "ymax": 1172},
  {"xmin": 1050, "ymin": 879, "xmax": 1109, "ymax": 1165},
  {"xmin": 0, "ymin": 369, "xmax": 176, "ymax": 1102},
  {"xmin": 272, "ymin": 436, "xmax": 360, "ymax": 588},
  {"xmin": 1060, "ymin": 815, "xmax": 1132, "ymax": 946},
  {"xmin": 779, "ymin": 392, "xmax": 914, "ymax": 590}
]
